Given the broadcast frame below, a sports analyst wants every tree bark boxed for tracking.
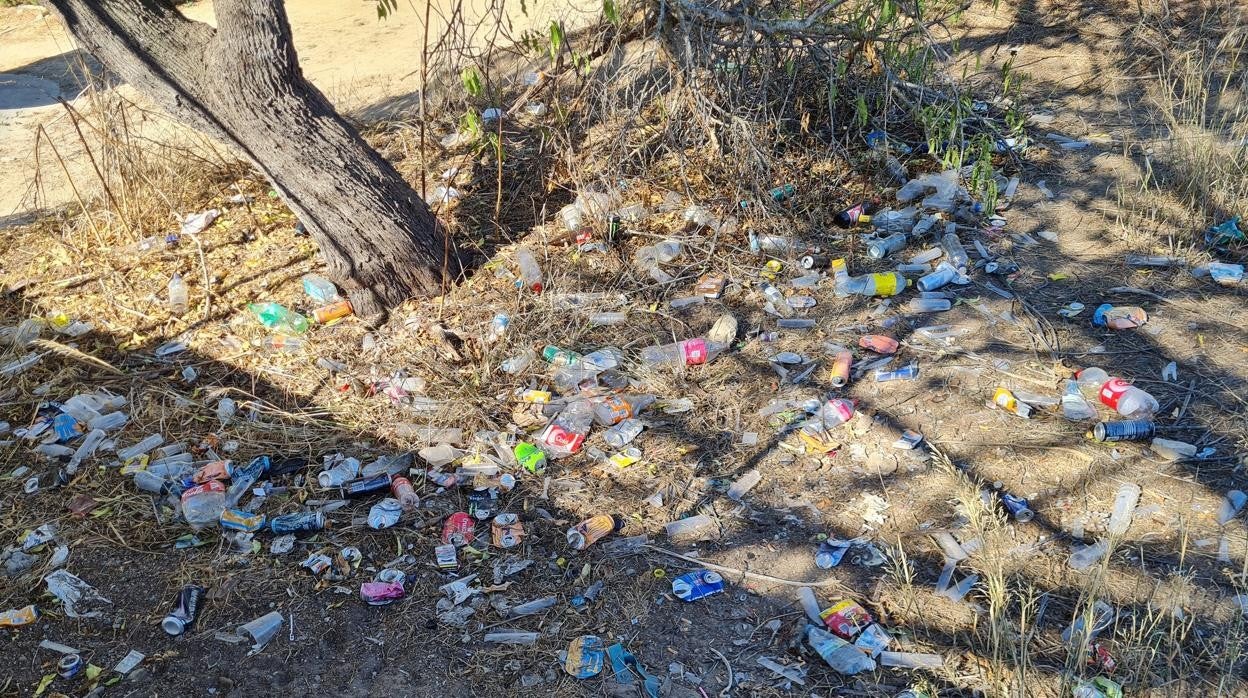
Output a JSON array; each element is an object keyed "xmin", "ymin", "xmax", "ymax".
[{"xmin": 42, "ymin": 0, "xmax": 448, "ymax": 317}]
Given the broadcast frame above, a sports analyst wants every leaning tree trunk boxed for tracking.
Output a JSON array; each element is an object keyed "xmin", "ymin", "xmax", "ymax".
[{"xmin": 43, "ymin": 0, "xmax": 447, "ymax": 317}]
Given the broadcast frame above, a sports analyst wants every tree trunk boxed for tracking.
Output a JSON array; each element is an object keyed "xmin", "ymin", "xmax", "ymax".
[{"xmin": 42, "ymin": 0, "xmax": 447, "ymax": 317}]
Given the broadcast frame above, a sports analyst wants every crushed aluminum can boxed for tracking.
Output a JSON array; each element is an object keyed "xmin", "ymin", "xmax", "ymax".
[
  {"xmin": 270, "ymin": 534, "xmax": 296, "ymax": 555},
  {"xmin": 219, "ymin": 508, "xmax": 266, "ymax": 532},
  {"xmin": 1000, "ymin": 492, "xmax": 1035, "ymax": 522},
  {"xmin": 367, "ymin": 498, "xmax": 402, "ymax": 530},
  {"xmin": 671, "ymin": 569, "xmax": 724, "ymax": 602},
  {"xmin": 893, "ymin": 429, "xmax": 923, "ymax": 449},
  {"xmin": 57, "ymin": 654, "xmax": 83, "ymax": 679},
  {"xmin": 491, "ymin": 513, "xmax": 524, "ymax": 548},
  {"xmin": 564, "ymin": 635, "xmax": 606, "ymax": 678},
  {"xmin": 434, "ymin": 543, "xmax": 458, "ymax": 570},
  {"xmin": 300, "ymin": 553, "xmax": 333, "ymax": 576},
  {"xmin": 442, "ymin": 512, "xmax": 475, "ymax": 546}
]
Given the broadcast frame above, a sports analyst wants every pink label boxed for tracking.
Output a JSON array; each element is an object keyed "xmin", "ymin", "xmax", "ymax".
[
  {"xmin": 682, "ymin": 338, "xmax": 708, "ymax": 365},
  {"xmin": 1099, "ymin": 378, "xmax": 1129, "ymax": 410}
]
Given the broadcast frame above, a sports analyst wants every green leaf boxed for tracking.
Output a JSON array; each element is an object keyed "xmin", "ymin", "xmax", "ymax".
[
  {"xmin": 549, "ymin": 21, "xmax": 564, "ymax": 61},
  {"xmin": 461, "ymin": 66, "xmax": 484, "ymax": 98},
  {"xmin": 603, "ymin": 0, "xmax": 619, "ymax": 24}
]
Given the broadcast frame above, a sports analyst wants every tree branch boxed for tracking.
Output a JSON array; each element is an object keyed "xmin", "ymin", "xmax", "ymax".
[{"xmin": 671, "ymin": 0, "xmax": 856, "ymax": 38}]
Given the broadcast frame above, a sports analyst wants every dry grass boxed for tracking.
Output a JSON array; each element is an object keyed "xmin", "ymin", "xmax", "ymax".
[{"xmin": 3, "ymin": 1, "xmax": 1248, "ymax": 696}]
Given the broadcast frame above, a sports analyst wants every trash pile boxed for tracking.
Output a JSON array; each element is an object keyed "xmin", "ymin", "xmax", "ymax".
[{"xmin": 3, "ymin": 150, "xmax": 1246, "ymax": 696}]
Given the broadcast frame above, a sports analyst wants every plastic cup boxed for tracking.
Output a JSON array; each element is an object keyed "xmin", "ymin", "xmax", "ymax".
[{"xmin": 237, "ymin": 611, "xmax": 283, "ymax": 649}]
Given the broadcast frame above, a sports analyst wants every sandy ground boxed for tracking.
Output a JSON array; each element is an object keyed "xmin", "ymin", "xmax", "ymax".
[{"xmin": 0, "ymin": 0, "xmax": 591, "ymax": 222}]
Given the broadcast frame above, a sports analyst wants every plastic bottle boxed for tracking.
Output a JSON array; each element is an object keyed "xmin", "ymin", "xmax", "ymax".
[
  {"xmin": 796, "ymin": 587, "xmax": 824, "ymax": 624},
  {"xmin": 88, "ymin": 411, "xmax": 128, "ymax": 432},
  {"xmin": 542, "ymin": 345, "xmax": 582, "ymax": 366},
  {"xmin": 871, "ymin": 207, "xmax": 918, "ymax": 233},
  {"xmin": 993, "ymin": 388, "xmax": 1031, "ymax": 418},
  {"xmin": 501, "ymin": 350, "xmax": 534, "ymax": 374},
  {"xmin": 834, "ymin": 201, "xmax": 876, "ymax": 227},
  {"xmin": 799, "ymin": 398, "xmax": 855, "ymax": 436},
  {"xmin": 867, "ymin": 233, "xmax": 908, "ymax": 259},
  {"xmin": 117, "ymin": 434, "xmax": 164, "ymax": 462},
  {"xmin": 67, "ymin": 429, "xmax": 107, "ymax": 472},
  {"xmin": 918, "ymin": 263, "xmax": 961, "ymax": 293},
  {"xmin": 808, "ymin": 626, "xmax": 876, "ymax": 675},
  {"xmin": 759, "ymin": 282, "xmax": 792, "ymax": 316},
  {"xmin": 838, "ymin": 272, "xmax": 908, "ymax": 298},
  {"xmin": 639, "ymin": 338, "xmax": 728, "ymax": 367},
  {"xmin": 216, "ymin": 398, "xmax": 236, "ymax": 426},
  {"xmin": 875, "ymin": 364, "xmax": 919, "ymax": 382},
  {"xmin": 1108, "ymin": 483, "xmax": 1140, "ymax": 536},
  {"xmin": 515, "ymin": 249, "xmax": 543, "ymax": 293},
  {"xmin": 538, "ymin": 399, "xmax": 595, "ymax": 457},
  {"xmin": 939, "ymin": 233, "xmax": 970, "ymax": 272},
  {"xmin": 590, "ymin": 312, "xmax": 627, "ymax": 326},
  {"xmin": 486, "ymin": 313, "xmax": 510, "ymax": 343},
  {"xmin": 1077, "ymin": 368, "xmax": 1158, "ymax": 417},
  {"xmin": 301, "ymin": 275, "xmax": 340, "ymax": 303},
  {"xmin": 181, "ymin": 481, "xmax": 227, "ymax": 529},
  {"xmin": 603, "ymin": 419, "xmax": 644, "ymax": 447},
  {"xmin": 168, "ymin": 273, "xmax": 188, "ymax": 316},
  {"xmin": 906, "ymin": 297, "xmax": 951, "ymax": 313},
  {"xmin": 247, "ymin": 303, "xmax": 309, "ymax": 334},
  {"xmin": 1061, "ymin": 379, "xmax": 1098, "ymax": 421},
  {"xmin": 664, "ymin": 514, "xmax": 718, "ymax": 542},
  {"xmin": 593, "ymin": 394, "xmax": 655, "ymax": 425}
]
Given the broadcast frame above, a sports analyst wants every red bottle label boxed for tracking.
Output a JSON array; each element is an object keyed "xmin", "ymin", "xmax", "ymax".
[
  {"xmin": 180, "ymin": 480, "xmax": 225, "ymax": 502},
  {"xmin": 541, "ymin": 424, "xmax": 585, "ymax": 453},
  {"xmin": 682, "ymin": 338, "xmax": 708, "ymax": 365},
  {"xmin": 1099, "ymin": 378, "xmax": 1130, "ymax": 410}
]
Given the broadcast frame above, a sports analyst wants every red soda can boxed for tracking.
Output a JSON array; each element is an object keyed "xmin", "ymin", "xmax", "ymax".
[{"xmin": 442, "ymin": 512, "xmax": 475, "ymax": 546}]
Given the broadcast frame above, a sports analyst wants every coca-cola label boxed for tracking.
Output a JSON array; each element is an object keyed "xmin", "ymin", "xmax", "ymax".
[
  {"xmin": 1099, "ymin": 378, "xmax": 1130, "ymax": 410},
  {"xmin": 180, "ymin": 480, "xmax": 225, "ymax": 502},
  {"xmin": 541, "ymin": 424, "xmax": 585, "ymax": 453},
  {"xmin": 682, "ymin": 338, "xmax": 709, "ymax": 365}
]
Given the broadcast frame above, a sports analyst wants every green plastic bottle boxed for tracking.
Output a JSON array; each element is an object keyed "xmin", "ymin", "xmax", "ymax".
[{"xmin": 247, "ymin": 302, "xmax": 309, "ymax": 334}]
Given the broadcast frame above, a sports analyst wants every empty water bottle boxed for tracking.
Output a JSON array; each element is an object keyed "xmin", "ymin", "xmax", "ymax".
[
  {"xmin": 867, "ymin": 233, "xmax": 907, "ymax": 259},
  {"xmin": 917, "ymin": 262, "xmax": 960, "ymax": 292},
  {"xmin": 939, "ymin": 233, "xmax": 970, "ymax": 272},
  {"xmin": 301, "ymin": 275, "xmax": 340, "ymax": 303},
  {"xmin": 639, "ymin": 338, "xmax": 728, "ymax": 367},
  {"xmin": 603, "ymin": 419, "xmax": 644, "ymax": 448},
  {"xmin": 838, "ymin": 272, "xmax": 908, "ymax": 298},
  {"xmin": 247, "ymin": 303, "xmax": 309, "ymax": 334},
  {"xmin": 515, "ymin": 249, "xmax": 543, "ymax": 293},
  {"xmin": 168, "ymin": 273, "xmax": 188, "ymax": 316},
  {"xmin": 1061, "ymin": 379, "xmax": 1098, "ymax": 421}
]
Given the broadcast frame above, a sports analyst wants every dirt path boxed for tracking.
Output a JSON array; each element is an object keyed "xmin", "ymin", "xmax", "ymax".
[{"xmin": 0, "ymin": 0, "xmax": 583, "ymax": 221}]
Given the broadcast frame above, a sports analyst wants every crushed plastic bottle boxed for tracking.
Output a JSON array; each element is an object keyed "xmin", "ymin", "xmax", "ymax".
[
  {"xmin": 593, "ymin": 394, "xmax": 655, "ymax": 426},
  {"xmin": 1077, "ymin": 368, "xmax": 1158, "ymax": 417},
  {"xmin": 181, "ymin": 481, "xmax": 227, "ymax": 529},
  {"xmin": 1060, "ymin": 379, "xmax": 1098, "ymax": 421},
  {"xmin": 807, "ymin": 626, "xmax": 876, "ymax": 675},
  {"xmin": 247, "ymin": 303, "xmax": 309, "ymax": 334},
  {"xmin": 799, "ymin": 398, "xmax": 855, "ymax": 436},
  {"xmin": 1107, "ymin": 483, "xmax": 1140, "ymax": 536},
  {"xmin": 838, "ymin": 272, "xmax": 908, "ymax": 298}
]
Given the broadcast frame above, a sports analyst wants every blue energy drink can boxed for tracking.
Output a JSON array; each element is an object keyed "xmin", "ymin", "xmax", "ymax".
[
  {"xmin": 341, "ymin": 474, "xmax": 391, "ymax": 498},
  {"xmin": 1000, "ymin": 492, "xmax": 1035, "ymax": 522},
  {"xmin": 269, "ymin": 512, "xmax": 325, "ymax": 535},
  {"xmin": 1092, "ymin": 420, "xmax": 1155, "ymax": 443},
  {"xmin": 671, "ymin": 569, "xmax": 725, "ymax": 601}
]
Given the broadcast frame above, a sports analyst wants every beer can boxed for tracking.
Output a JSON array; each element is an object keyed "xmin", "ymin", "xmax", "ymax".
[
  {"xmin": 1000, "ymin": 492, "xmax": 1035, "ymax": 522},
  {"xmin": 162, "ymin": 585, "xmax": 206, "ymax": 636},
  {"xmin": 492, "ymin": 513, "xmax": 525, "ymax": 548},
  {"xmin": 312, "ymin": 299, "xmax": 353, "ymax": 324},
  {"xmin": 800, "ymin": 254, "xmax": 829, "ymax": 270},
  {"xmin": 269, "ymin": 511, "xmax": 325, "ymax": 535},
  {"xmin": 566, "ymin": 514, "xmax": 618, "ymax": 550},
  {"xmin": 57, "ymin": 654, "xmax": 83, "ymax": 679},
  {"xmin": 300, "ymin": 553, "xmax": 332, "ymax": 575},
  {"xmin": 219, "ymin": 508, "xmax": 266, "ymax": 532},
  {"xmin": 1092, "ymin": 420, "xmax": 1156, "ymax": 443},
  {"xmin": 442, "ymin": 512, "xmax": 476, "ymax": 546},
  {"xmin": 514, "ymin": 442, "xmax": 547, "ymax": 474},
  {"xmin": 671, "ymin": 569, "xmax": 725, "ymax": 601},
  {"xmin": 341, "ymin": 473, "xmax": 391, "ymax": 497}
]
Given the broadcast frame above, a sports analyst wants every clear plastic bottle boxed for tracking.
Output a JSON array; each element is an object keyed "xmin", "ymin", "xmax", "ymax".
[
  {"xmin": 799, "ymin": 398, "xmax": 855, "ymax": 436},
  {"xmin": 67, "ymin": 429, "xmax": 107, "ymax": 473},
  {"xmin": 117, "ymin": 434, "xmax": 164, "ymax": 462},
  {"xmin": 916, "ymin": 261, "xmax": 959, "ymax": 292},
  {"xmin": 589, "ymin": 312, "xmax": 627, "ymax": 326},
  {"xmin": 639, "ymin": 338, "xmax": 728, "ymax": 367},
  {"xmin": 593, "ymin": 394, "xmax": 655, "ymax": 426},
  {"xmin": 247, "ymin": 303, "xmax": 309, "ymax": 334},
  {"xmin": 301, "ymin": 275, "xmax": 340, "ymax": 303},
  {"xmin": 515, "ymin": 249, "xmax": 543, "ymax": 293},
  {"xmin": 500, "ymin": 350, "xmax": 534, "ymax": 374},
  {"xmin": 1061, "ymin": 379, "xmax": 1098, "ymax": 421},
  {"xmin": 759, "ymin": 282, "xmax": 792, "ymax": 316},
  {"xmin": 181, "ymin": 481, "xmax": 227, "ymax": 529},
  {"xmin": 168, "ymin": 273, "xmax": 188, "ymax": 316},
  {"xmin": 1077, "ymin": 368, "xmax": 1158, "ymax": 417},
  {"xmin": 870, "ymin": 207, "xmax": 918, "ymax": 233},
  {"xmin": 940, "ymin": 232, "xmax": 970, "ymax": 272},
  {"xmin": 486, "ymin": 313, "xmax": 510, "ymax": 343},
  {"xmin": 1107, "ymin": 483, "xmax": 1140, "ymax": 536},
  {"xmin": 808, "ymin": 626, "xmax": 876, "ymax": 675},
  {"xmin": 603, "ymin": 418, "xmax": 644, "ymax": 448},
  {"xmin": 867, "ymin": 233, "xmax": 908, "ymax": 259}
]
